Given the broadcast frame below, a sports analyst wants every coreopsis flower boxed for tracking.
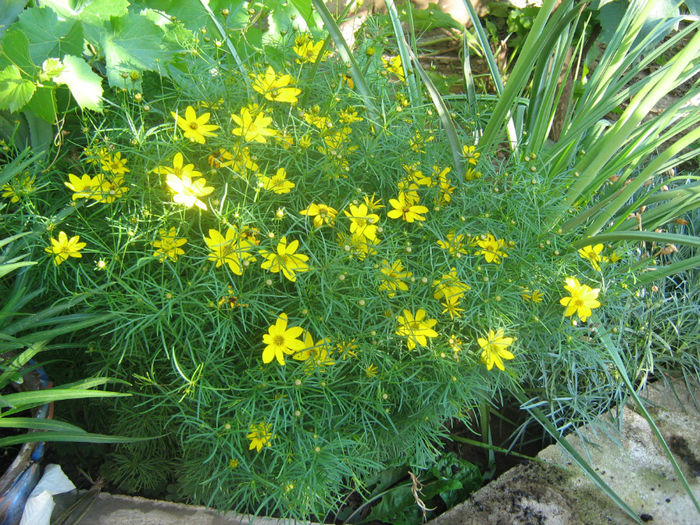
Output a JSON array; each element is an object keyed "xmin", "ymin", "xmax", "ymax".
[
  {"xmin": 363, "ymin": 193, "xmax": 384, "ymax": 211},
  {"xmin": 337, "ymin": 232, "xmax": 379, "ymax": 260},
  {"xmin": 45, "ymin": 231, "xmax": 86, "ymax": 266},
  {"xmin": 258, "ymin": 167, "xmax": 294, "ymax": 194},
  {"xmin": 433, "ymin": 268, "xmax": 470, "ymax": 303},
  {"xmin": 578, "ymin": 244, "xmax": 604, "ymax": 271},
  {"xmin": 344, "ymin": 203, "xmax": 379, "ymax": 242},
  {"xmin": 409, "ymin": 131, "xmax": 434, "ymax": 153},
  {"xmin": 293, "ymin": 34, "xmax": 325, "ymax": 64},
  {"xmin": 204, "ymin": 227, "xmax": 256, "ymax": 275},
  {"xmin": 303, "ymin": 105, "xmax": 331, "ymax": 129},
  {"xmin": 437, "ymin": 231, "xmax": 469, "ymax": 257},
  {"xmin": 403, "ymin": 163, "xmax": 433, "ymax": 187},
  {"xmin": 293, "ymin": 332, "xmax": 335, "ymax": 371},
  {"xmin": 336, "ymin": 339, "xmax": 358, "ymax": 359},
  {"xmin": 521, "ymin": 288, "xmax": 544, "ymax": 303},
  {"xmin": 231, "ymin": 107, "xmax": 276, "ymax": 143},
  {"xmin": 478, "ymin": 329, "xmax": 515, "ymax": 371},
  {"xmin": 166, "ymin": 172, "xmax": 214, "ymax": 210},
  {"xmin": 83, "ymin": 145, "xmax": 110, "ymax": 165},
  {"xmin": 387, "ymin": 192, "xmax": 429, "ymax": 223},
  {"xmin": 365, "ymin": 364, "xmax": 378, "ymax": 377},
  {"xmin": 378, "ymin": 259, "xmax": 412, "ymax": 297},
  {"xmin": 101, "ymin": 152, "xmax": 130, "ymax": 175},
  {"xmin": 475, "ymin": 234, "xmax": 508, "ymax": 264},
  {"xmin": 260, "ymin": 236, "xmax": 310, "ymax": 282},
  {"xmin": 396, "ymin": 178, "xmax": 420, "ymax": 204},
  {"xmin": 560, "ymin": 277, "xmax": 601, "ymax": 322},
  {"xmin": 171, "ymin": 105, "xmax": 219, "ymax": 144},
  {"xmin": 152, "ymin": 227, "xmax": 187, "ymax": 262},
  {"xmin": 382, "ymin": 55, "xmax": 405, "ymax": 82},
  {"xmin": 262, "ymin": 313, "xmax": 305, "ymax": 365},
  {"xmin": 318, "ymin": 127, "xmax": 357, "ymax": 157},
  {"xmin": 94, "ymin": 175, "xmax": 129, "ymax": 203},
  {"xmin": 153, "ymin": 152, "xmax": 203, "ymax": 180},
  {"xmin": 464, "ymin": 167, "xmax": 483, "ymax": 181},
  {"xmin": 339, "ymin": 108, "xmax": 362, "ymax": 124},
  {"xmin": 65, "ymin": 173, "xmax": 101, "ymax": 200},
  {"xmin": 462, "ymin": 145, "xmax": 480, "ymax": 165},
  {"xmin": 395, "ymin": 309, "xmax": 438, "ymax": 350},
  {"xmin": 441, "ymin": 298, "xmax": 465, "ymax": 320},
  {"xmin": 251, "ymin": 66, "xmax": 301, "ymax": 104},
  {"xmin": 2, "ymin": 174, "xmax": 36, "ymax": 203},
  {"xmin": 247, "ymin": 422, "xmax": 273, "ymax": 451},
  {"xmin": 301, "ymin": 203, "xmax": 338, "ymax": 228}
]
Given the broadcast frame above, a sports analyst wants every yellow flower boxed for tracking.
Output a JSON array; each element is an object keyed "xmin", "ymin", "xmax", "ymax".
[
  {"xmin": 260, "ymin": 236, "xmax": 310, "ymax": 282},
  {"xmin": 65, "ymin": 173, "xmax": 101, "ymax": 200},
  {"xmin": 365, "ymin": 363, "xmax": 378, "ymax": 377},
  {"xmin": 437, "ymin": 231, "xmax": 469, "ymax": 257},
  {"xmin": 303, "ymin": 105, "xmax": 331, "ymax": 129},
  {"xmin": 293, "ymin": 34, "xmax": 326, "ymax": 64},
  {"xmin": 171, "ymin": 106, "xmax": 219, "ymax": 144},
  {"xmin": 45, "ymin": 231, "xmax": 86, "ymax": 266},
  {"xmin": 94, "ymin": 174, "xmax": 128, "ymax": 203},
  {"xmin": 344, "ymin": 203, "xmax": 379, "ymax": 241},
  {"xmin": 475, "ymin": 234, "xmax": 508, "ymax": 264},
  {"xmin": 231, "ymin": 107, "xmax": 276, "ymax": 143},
  {"xmin": 441, "ymin": 298, "xmax": 465, "ymax": 320},
  {"xmin": 464, "ymin": 167, "xmax": 483, "ymax": 181},
  {"xmin": 251, "ymin": 66, "xmax": 301, "ymax": 104},
  {"xmin": 382, "ymin": 55, "xmax": 405, "ymax": 82},
  {"xmin": 301, "ymin": 203, "xmax": 338, "ymax": 228},
  {"xmin": 462, "ymin": 145, "xmax": 480, "ymax": 165},
  {"xmin": 409, "ymin": 131, "xmax": 434, "ymax": 153},
  {"xmin": 478, "ymin": 329, "xmax": 515, "ymax": 371},
  {"xmin": 2, "ymin": 174, "xmax": 36, "ymax": 203},
  {"xmin": 228, "ymin": 458, "xmax": 239, "ymax": 469},
  {"xmin": 262, "ymin": 313, "xmax": 305, "ymax": 365},
  {"xmin": 258, "ymin": 167, "xmax": 294, "ymax": 194},
  {"xmin": 247, "ymin": 421, "xmax": 273, "ymax": 451},
  {"xmin": 101, "ymin": 152, "xmax": 130, "ymax": 175},
  {"xmin": 433, "ymin": 268, "xmax": 470, "ymax": 303},
  {"xmin": 578, "ymin": 244, "xmax": 604, "ymax": 272},
  {"xmin": 153, "ymin": 152, "xmax": 203, "ymax": 180},
  {"xmin": 339, "ymin": 108, "xmax": 363, "ymax": 124},
  {"xmin": 560, "ymin": 277, "xmax": 601, "ymax": 322},
  {"xmin": 166, "ymin": 172, "xmax": 214, "ymax": 210},
  {"xmin": 204, "ymin": 227, "xmax": 256, "ymax": 275},
  {"xmin": 521, "ymin": 288, "xmax": 544, "ymax": 303},
  {"xmin": 363, "ymin": 193, "xmax": 384, "ymax": 211},
  {"xmin": 152, "ymin": 227, "xmax": 187, "ymax": 262},
  {"xmin": 293, "ymin": 332, "xmax": 335, "ymax": 371},
  {"xmin": 395, "ymin": 309, "xmax": 438, "ymax": 350},
  {"xmin": 378, "ymin": 259, "xmax": 412, "ymax": 297},
  {"xmin": 387, "ymin": 192, "xmax": 429, "ymax": 223},
  {"xmin": 337, "ymin": 232, "xmax": 379, "ymax": 260}
]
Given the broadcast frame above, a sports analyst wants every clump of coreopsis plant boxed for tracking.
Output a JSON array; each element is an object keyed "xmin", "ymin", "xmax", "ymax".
[{"xmin": 1, "ymin": 24, "xmax": 640, "ymax": 519}]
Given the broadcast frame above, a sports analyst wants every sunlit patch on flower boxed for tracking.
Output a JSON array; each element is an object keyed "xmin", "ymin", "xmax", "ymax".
[
  {"xmin": 475, "ymin": 234, "xmax": 508, "ymax": 264},
  {"xmin": 521, "ymin": 288, "xmax": 544, "ymax": 302},
  {"xmin": 231, "ymin": 107, "xmax": 276, "ymax": 143},
  {"xmin": 204, "ymin": 227, "xmax": 257, "ymax": 275},
  {"xmin": 462, "ymin": 145, "xmax": 480, "ymax": 165},
  {"xmin": 478, "ymin": 329, "xmax": 515, "ymax": 371},
  {"xmin": 301, "ymin": 203, "xmax": 338, "ymax": 228},
  {"xmin": 395, "ymin": 309, "xmax": 438, "ymax": 350},
  {"xmin": 262, "ymin": 313, "xmax": 305, "ymax": 365},
  {"xmin": 578, "ymin": 243, "xmax": 604, "ymax": 272},
  {"xmin": 171, "ymin": 105, "xmax": 219, "ymax": 144},
  {"xmin": 560, "ymin": 277, "xmax": 601, "ymax": 322},
  {"xmin": 260, "ymin": 236, "xmax": 310, "ymax": 282},
  {"xmin": 45, "ymin": 231, "xmax": 86, "ymax": 266},
  {"xmin": 154, "ymin": 152, "xmax": 203, "ymax": 180},
  {"xmin": 165, "ymin": 171, "xmax": 214, "ymax": 210},
  {"xmin": 378, "ymin": 259, "xmax": 412, "ymax": 297},
  {"xmin": 387, "ymin": 192, "xmax": 429, "ymax": 223},
  {"xmin": 247, "ymin": 421, "xmax": 273, "ymax": 451},
  {"xmin": 2, "ymin": 174, "xmax": 36, "ymax": 203},
  {"xmin": 152, "ymin": 227, "xmax": 187, "ymax": 262},
  {"xmin": 382, "ymin": 55, "xmax": 405, "ymax": 82},
  {"xmin": 251, "ymin": 66, "xmax": 301, "ymax": 104},
  {"xmin": 101, "ymin": 152, "xmax": 130, "ymax": 175},
  {"xmin": 258, "ymin": 167, "xmax": 294, "ymax": 194}
]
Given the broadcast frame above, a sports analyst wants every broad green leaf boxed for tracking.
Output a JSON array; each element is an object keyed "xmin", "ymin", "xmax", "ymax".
[
  {"xmin": 16, "ymin": 7, "xmax": 83, "ymax": 63},
  {"xmin": 0, "ymin": 28, "xmax": 34, "ymax": 71},
  {"xmin": 102, "ymin": 13, "xmax": 174, "ymax": 89},
  {"xmin": 0, "ymin": 388, "xmax": 128, "ymax": 416},
  {"xmin": 0, "ymin": 0, "xmax": 27, "ymax": 39},
  {"xmin": 0, "ymin": 417, "xmax": 86, "ymax": 433},
  {"xmin": 27, "ymin": 86, "xmax": 58, "ymax": 123},
  {"xmin": 53, "ymin": 54, "xmax": 103, "ymax": 111},
  {"xmin": 0, "ymin": 430, "xmax": 146, "ymax": 447},
  {"xmin": 39, "ymin": 0, "xmax": 129, "ymax": 25},
  {"xmin": 0, "ymin": 64, "xmax": 36, "ymax": 112},
  {"xmin": 290, "ymin": 0, "xmax": 317, "ymax": 30}
]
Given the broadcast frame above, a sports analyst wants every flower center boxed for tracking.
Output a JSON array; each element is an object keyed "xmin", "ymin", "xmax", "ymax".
[
  {"xmin": 189, "ymin": 122, "xmax": 199, "ymax": 130},
  {"xmin": 273, "ymin": 335, "xmax": 285, "ymax": 346}
]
